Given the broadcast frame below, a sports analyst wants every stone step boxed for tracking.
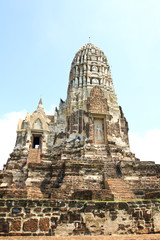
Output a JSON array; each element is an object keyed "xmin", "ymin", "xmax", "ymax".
[
  {"xmin": 27, "ymin": 149, "xmax": 41, "ymax": 163},
  {"xmin": 106, "ymin": 178, "xmax": 136, "ymax": 201},
  {"xmin": 104, "ymin": 162, "xmax": 119, "ymax": 178},
  {"xmin": 27, "ymin": 186, "xmax": 43, "ymax": 198}
]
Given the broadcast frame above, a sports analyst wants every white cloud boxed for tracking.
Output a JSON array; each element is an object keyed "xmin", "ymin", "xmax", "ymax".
[
  {"xmin": 45, "ymin": 104, "xmax": 56, "ymax": 115},
  {"xmin": 129, "ymin": 129, "xmax": 160, "ymax": 164},
  {"xmin": 0, "ymin": 110, "xmax": 27, "ymax": 170}
]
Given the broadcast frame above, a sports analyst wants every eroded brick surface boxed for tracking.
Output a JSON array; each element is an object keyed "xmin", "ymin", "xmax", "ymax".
[
  {"xmin": 11, "ymin": 220, "xmax": 21, "ymax": 231},
  {"xmin": 39, "ymin": 218, "xmax": 49, "ymax": 231},
  {"xmin": 23, "ymin": 219, "xmax": 38, "ymax": 232}
]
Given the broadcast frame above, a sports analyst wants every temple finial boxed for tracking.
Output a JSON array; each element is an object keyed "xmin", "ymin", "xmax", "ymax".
[
  {"xmin": 37, "ymin": 97, "xmax": 44, "ymax": 110},
  {"xmin": 39, "ymin": 96, "xmax": 42, "ymax": 105}
]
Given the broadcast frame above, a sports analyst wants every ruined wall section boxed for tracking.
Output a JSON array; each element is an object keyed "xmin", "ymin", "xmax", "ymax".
[
  {"xmin": 121, "ymin": 161, "xmax": 160, "ymax": 198},
  {"xmin": 1, "ymin": 199, "xmax": 160, "ymax": 236}
]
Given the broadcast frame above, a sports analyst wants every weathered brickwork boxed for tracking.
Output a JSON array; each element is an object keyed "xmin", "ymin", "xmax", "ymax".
[
  {"xmin": 1, "ymin": 141, "xmax": 160, "ymax": 202},
  {"xmin": 0, "ymin": 199, "xmax": 160, "ymax": 236}
]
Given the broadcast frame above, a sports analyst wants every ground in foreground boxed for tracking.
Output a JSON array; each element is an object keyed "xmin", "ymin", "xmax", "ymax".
[{"xmin": 0, "ymin": 234, "xmax": 160, "ymax": 240}]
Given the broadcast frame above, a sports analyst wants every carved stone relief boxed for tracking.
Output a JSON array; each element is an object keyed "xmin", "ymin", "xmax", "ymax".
[
  {"xmin": 87, "ymin": 86, "xmax": 108, "ymax": 114},
  {"xmin": 34, "ymin": 118, "xmax": 42, "ymax": 129}
]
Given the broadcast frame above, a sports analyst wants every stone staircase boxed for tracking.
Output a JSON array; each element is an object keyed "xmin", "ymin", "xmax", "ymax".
[
  {"xmin": 104, "ymin": 160, "xmax": 119, "ymax": 178},
  {"xmin": 27, "ymin": 149, "xmax": 41, "ymax": 163},
  {"xmin": 83, "ymin": 144, "xmax": 119, "ymax": 178},
  {"xmin": 106, "ymin": 178, "xmax": 136, "ymax": 201},
  {"xmin": 94, "ymin": 145, "xmax": 119, "ymax": 178},
  {"xmin": 83, "ymin": 144, "xmax": 108, "ymax": 159}
]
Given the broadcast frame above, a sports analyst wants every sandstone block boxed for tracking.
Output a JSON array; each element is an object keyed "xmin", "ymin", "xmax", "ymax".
[
  {"xmin": 39, "ymin": 217, "xmax": 49, "ymax": 231},
  {"xmin": 34, "ymin": 207, "xmax": 41, "ymax": 212},
  {"xmin": 0, "ymin": 207, "xmax": 9, "ymax": 213},
  {"xmin": 11, "ymin": 219, "xmax": 21, "ymax": 231},
  {"xmin": 23, "ymin": 219, "xmax": 38, "ymax": 232},
  {"xmin": 43, "ymin": 207, "xmax": 51, "ymax": 213},
  {"xmin": 0, "ymin": 221, "xmax": 9, "ymax": 233}
]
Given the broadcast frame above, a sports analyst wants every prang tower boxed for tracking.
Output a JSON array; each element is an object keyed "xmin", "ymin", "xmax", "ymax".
[
  {"xmin": 0, "ymin": 43, "xmax": 159, "ymax": 201},
  {"xmin": 14, "ymin": 43, "xmax": 129, "ymax": 155}
]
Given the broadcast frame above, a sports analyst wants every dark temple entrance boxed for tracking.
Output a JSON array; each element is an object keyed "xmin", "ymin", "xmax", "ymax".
[{"xmin": 32, "ymin": 136, "xmax": 41, "ymax": 149}]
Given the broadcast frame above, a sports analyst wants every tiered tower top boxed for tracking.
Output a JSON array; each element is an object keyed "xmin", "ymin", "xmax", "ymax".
[
  {"xmin": 67, "ymin": 43, "xmax": 117, "ymax": 114},
  {"xmin": 71, "ymin": 43, "xmax": 107, "ymax": 66},
  {"xmin": 68, "ymin": 43, "xmax": 112, "ymax": 93}
]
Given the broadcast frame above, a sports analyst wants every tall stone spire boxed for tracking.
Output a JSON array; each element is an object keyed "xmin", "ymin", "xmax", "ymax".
[{"xmin": 65, "ymin": 43, "xmax": 129, "ymax": 151}]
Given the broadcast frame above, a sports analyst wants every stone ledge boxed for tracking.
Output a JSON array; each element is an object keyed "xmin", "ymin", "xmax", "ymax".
[{"xmin": 0, "ymin": 234, "xmax": 160, "ymax": 240}]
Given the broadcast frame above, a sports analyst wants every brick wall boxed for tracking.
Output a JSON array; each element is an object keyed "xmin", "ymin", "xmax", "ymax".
[{"xmin": 0, "ymin": 199, "xmax": 160, "ymax": 236}]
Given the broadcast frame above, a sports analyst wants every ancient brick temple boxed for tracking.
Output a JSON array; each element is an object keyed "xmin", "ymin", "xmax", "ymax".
[{"xmin": 0, "ymin": 43, "xmax": 160, "ymax": 202}]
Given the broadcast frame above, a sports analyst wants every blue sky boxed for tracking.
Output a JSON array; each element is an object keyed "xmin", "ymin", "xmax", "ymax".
[{"xmin": 0, "ymin": 0, "xmax": 160, "ymax": 168}]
